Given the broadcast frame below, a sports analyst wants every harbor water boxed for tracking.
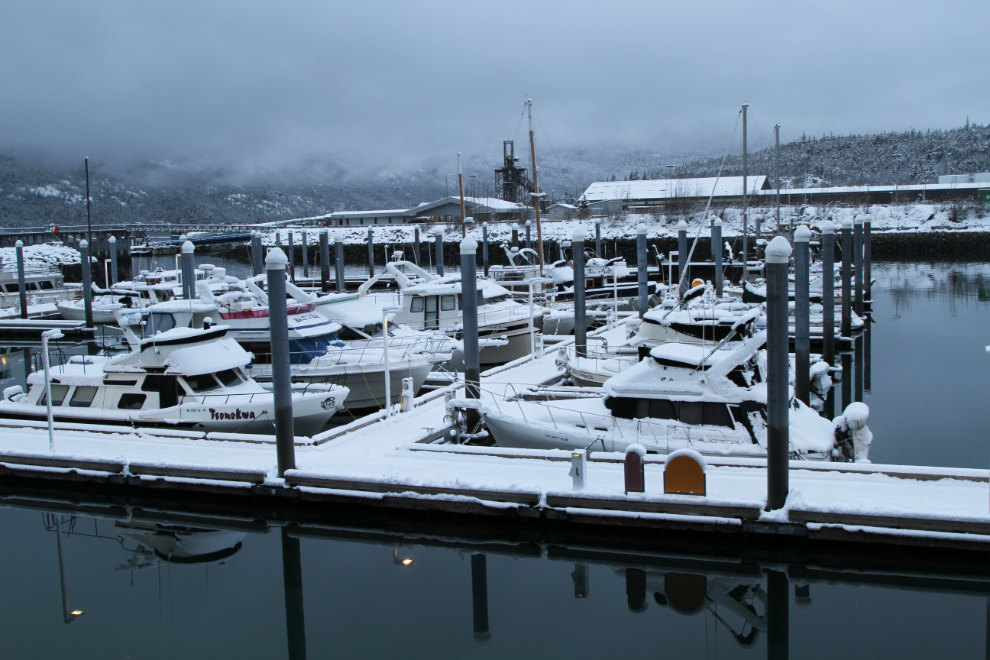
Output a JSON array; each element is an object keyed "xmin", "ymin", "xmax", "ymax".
[{"xmin": 0, "ymin": 259, "xmax": 988, "ymax": 659}]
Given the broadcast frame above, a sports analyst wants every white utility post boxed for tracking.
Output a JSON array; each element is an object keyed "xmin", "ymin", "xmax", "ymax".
[{"xmin": 42, "ymin": 329, "xmax": 64, "ymax": 450}]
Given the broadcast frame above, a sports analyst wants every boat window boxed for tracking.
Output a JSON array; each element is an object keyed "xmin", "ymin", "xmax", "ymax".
[
  {"xmin": 39, "ymin": 281, "xmax": 54, "ymax": 290},
  {"xmin": 183, "ymin": 374, "xmax": 221, "ymax": 393},
  {"xmin": 216, "ymin": 369, "xmax": 241, "ymax": 386},
  {"xmin": 27, "ymin": 282, "xmax": 39, "ymax": 291},
  {"xmin": 647, "ymin": 399, "xmax": 677, "ymax": 420},
  {"xmin": 69, "ymin": 386, "xmax": 98, "ymax": 407},
  {"xmin": 146, "ymin": 313, "xmax": 176, "ymax": 335},
  {"xmin": 5, "ymin": 283, "xmax": 17, "ymax": 293},
  {"xmin": 441, "ymin": 295, "xmax": 456, "ymax": 311},
  {"xmin": 703, "ymin": 403, "xmax": 735, "ymax": 428},
  {"xmin": 41, "ymin": 384, "xmax": 70, "ymax": 406},
  {"xmin": 117, "ymin": 393, "xmax": 147, "ymax": 410},
  {"xmin": 410, "ymin": 296, "xmax": 425, "ymax": 313},
  {"xmin": 678, "ymin": 402, "xmax": 704, "ymax": 426}
]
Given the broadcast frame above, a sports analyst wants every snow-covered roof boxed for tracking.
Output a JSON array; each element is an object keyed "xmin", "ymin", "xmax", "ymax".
[
  {"xmin": 754, "ymin": 181, "xmax": 989, "ymax": 196},
  {"xmin": 581, "ymin": 176, "xmax": 769, "ymax": 202}
]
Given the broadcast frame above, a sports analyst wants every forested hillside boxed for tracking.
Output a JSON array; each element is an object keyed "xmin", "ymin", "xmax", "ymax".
[{"xmin": 1, "ymin": 123, "xmax": 987, "ymax": 228}]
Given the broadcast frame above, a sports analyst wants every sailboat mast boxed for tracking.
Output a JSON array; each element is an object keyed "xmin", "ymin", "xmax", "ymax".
[
  {"xmin": 458, "ymin": 153, "xmax": 466, "ymax": 238},
  {"xmin": 741, "ymin": 103, "xmax": 748, "ymax": 281},
  {"xmin": 527, "ymin": 99, "xmax": 545, "ymax": 274},
  {"xmin": 775, "ymin": 124, "xmax": 781, "ymax": 235}
]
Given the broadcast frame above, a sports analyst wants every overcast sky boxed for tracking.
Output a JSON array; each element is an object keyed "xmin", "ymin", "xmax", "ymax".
[{"xmin": 1, "ymin": 0, "xmax": 987, "ymax": 179}]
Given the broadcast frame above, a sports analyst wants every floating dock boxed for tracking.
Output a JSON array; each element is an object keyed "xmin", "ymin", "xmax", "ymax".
[{"xmin": 0, "ymin": 334, "xmax": 986, "ymax": 559}]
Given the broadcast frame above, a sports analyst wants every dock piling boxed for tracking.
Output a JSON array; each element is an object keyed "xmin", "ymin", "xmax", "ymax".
[
  {"xmin": 251, "ymin": 232, "xmax": 263, "ymax": 276},
  {"xmin": 864, "ymin": 214, "xmax": 872, "ymax": 306},
  {"xmin": 15, "ymin": 241, "xmax": 26, "ymax": 319},
  {"xmin": 482, "ymin": 222, "xmax": 489, "ymax": 277},
  {"xmin": 841, "ymin": 218, "xmax": 852, "ymax": 338},
  {"xmin": 595, "ymin": 221, "xmax": 601, "ymax": 257},
  {"xmin": 855, "ymin": 333, "xmax": 864, "ymax": 403},
  {"xmin": 765, "ymin": 235, "xmax": 792, "ymax": 511},
  {"xmin": 511, "ymin": 224, "xmax": 519, "ymax": 250},
  {"xmin": 854, "ymin": 216, "xmax": 864, "ymax": 316},
  {"xmin": 319, "ymin": 230, "xmax": 329, "ymax": 292},
  {"xmin": 108, "ymin": 236, "xmax": 118, "ymax": 286},
  {"xmin": 367, "ymin": 228, "xmax": 374, "ymax": 278},
  {"xmin": 435, "ymin": 228, "xmax": 444, "ymax": 276},
  {"xmin": 180, "ymin": 241, "xmax": 195, "ymax": 300},
  {"xmin": 573, "ymin": 229, "xmax": 587, "ymax": 358},
  {"xmin": 334, "ymin": 233, "xmax": 345, "ymax": 292},
  {"xmin": 301, "ymin": 231, "xmax": 308, "ymax": 278},
  {"xmin": 710, "ymin": 215, "xmax": 717, "ymax": 259},
  {"xmin": 794, "ymin": 225, "xmax": 811, "ymax": 405},
  {"xmin": 637, "ymin": 224, "xmax": 648, "ymax": 318},
  {"xmin": 79, "ymin": 240, "xmax": 93, "ymax": 329},
  {"xmin": 460, "ymin": 238, "xmax": 480, "ymax": 430},
  {"xmin": 288, "ymin": 231, "xmax": 296, "ymax": 283},
  {"xmin": 677, "ymin": 220, "xmax": 688, "ymax": 298},
  {"xmin": 525, "ymin": 220, "xmax": 531, "ymax": 251},
  {"xmin": 713, "ymin": 219, "xmax": 724, "ymax": 298},
  {"xmin": 266, "ymin": 247, "xmax": 296, "ymax": 476},
  {"xmin": 414, "ymin": 226, "xmax": 420, "ymax": 266},
  {"xmin": 821, "ymin": 221, "xmax": 836, "ymax": 369}
]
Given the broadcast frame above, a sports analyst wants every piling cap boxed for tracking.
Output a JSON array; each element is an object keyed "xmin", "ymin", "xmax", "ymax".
[
  {"xmin": 765, "ymin": 235, "xmax": 792, "ymax": 263},
  {"xmin": 79, "ymin": 239, "xmax": 88, "ymax": 248},
  {"xmin": 265, "ymin": 247, "xmax": 288, "ymax": 269},
  {"xmin": 15, "ymin": 240, "xmax": 22, "ymax": 247},
  {"xmin": 572, "ymin": 228, "xmax": 586, "ymax": 241},
  {"xmin": 840, "ymin": 217, "xmax": 853, "ymax": 229},
  {"xmin": 109, "ymin": 235, "xmax": 116, "ymax": 243},
  {"xmin": 713, "ymin": 219, "xmax": 723, "ymax": 227},
  {"xmin": 636, "ymin": 223, "xmax": 647, "ymax": 235},
  {"xmin": 820, "ymin": 220, "xmax": 835, "ymax": 234},
  {"xmin": 460, "ymin": 237, "xmax": 478, "ymax": 254},
  {"xmin": 525, "ymin": 220, "xmax": 531, "ymax": 226},
  {"xmin": 482, "ymin": 221, "xmax": 488, "ymax": 227},
  {"xmin": 677, "ymin": 220, "xmax": 688, "ymax": 231},
  {"xmin": 435, "ymin": 227, "xmax": 443, "ymax": 237},
  {"xmin": 330, "ymin": 232, "xmax": 337, "ymax": 243},
  {"xmin": 181, "ymin": 240, "xmax": 194, "ymax": 253},
  {"xmin": 854, "ymin": 215, "xmax": 864, "ymax": 225},
  {"xmin": 794, "ymin": 225, "xmax": 812, "ymax": 242}
]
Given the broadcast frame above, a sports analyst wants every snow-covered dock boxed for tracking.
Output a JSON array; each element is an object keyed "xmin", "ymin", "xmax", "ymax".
[{"xmin": 0, "ymin": 336, "xmax": 987, "ymax": 553}]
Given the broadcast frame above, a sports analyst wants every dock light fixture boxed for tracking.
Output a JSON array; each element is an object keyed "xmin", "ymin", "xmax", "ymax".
[{"xmin": 41, "ymin": 328, "xmax": 64, "ymax": 451}]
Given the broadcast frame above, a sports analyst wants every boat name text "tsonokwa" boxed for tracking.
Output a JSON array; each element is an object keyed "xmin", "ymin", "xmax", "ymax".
[{"xmin": 209, "ymin": 409, "xmax": 257, "ymax": 420}]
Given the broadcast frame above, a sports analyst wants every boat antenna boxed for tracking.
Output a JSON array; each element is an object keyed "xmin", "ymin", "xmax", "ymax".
[{"xmin": 668, "ymin": 109, "xmax": 742, "ymax": 316}]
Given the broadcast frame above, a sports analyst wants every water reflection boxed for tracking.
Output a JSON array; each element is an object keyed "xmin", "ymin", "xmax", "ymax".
[{"xmin": 12, "ymin": 502, "xmax": 990, "ymax": 659}]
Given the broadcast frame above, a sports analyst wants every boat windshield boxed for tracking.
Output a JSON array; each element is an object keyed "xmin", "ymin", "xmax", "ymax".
[{"xmin": 183, "ymin": 373, "xmax": 221, "ymax": 393}]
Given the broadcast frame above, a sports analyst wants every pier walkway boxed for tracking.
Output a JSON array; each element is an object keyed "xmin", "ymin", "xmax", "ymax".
[{"xmin": 0, "ymin": 333, "xmax": 987, "ymax": 555}]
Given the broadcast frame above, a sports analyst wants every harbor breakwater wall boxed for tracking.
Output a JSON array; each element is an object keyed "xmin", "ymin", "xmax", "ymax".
[{"xmin": 211, "ymin": 230, "xmax": 990, "ymax": 272}]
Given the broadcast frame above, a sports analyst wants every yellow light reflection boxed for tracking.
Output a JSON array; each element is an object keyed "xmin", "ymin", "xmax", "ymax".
[
  {"xmin": 401, "ymin": 558, "xmax": 413, "ymax": 566},
  {"xmin": 70, "ymin": 610, "xmax": 83, "ymax": 616}
]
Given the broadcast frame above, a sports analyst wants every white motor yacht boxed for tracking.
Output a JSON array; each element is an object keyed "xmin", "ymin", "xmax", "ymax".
[{"xmin": 0, "ymin": 325, "xmax": 348, "ymax": 436}]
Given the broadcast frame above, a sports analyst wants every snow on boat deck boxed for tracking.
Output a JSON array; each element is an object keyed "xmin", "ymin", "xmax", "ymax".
[{"xmin": 0, "ymin": 326, "xmax": 987, "ymax": 548}]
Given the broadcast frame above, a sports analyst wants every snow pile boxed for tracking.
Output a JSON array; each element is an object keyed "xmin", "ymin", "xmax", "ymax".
[{"xmin": 0, "ymin": 243, "xmax": 83, "ymax": 272}]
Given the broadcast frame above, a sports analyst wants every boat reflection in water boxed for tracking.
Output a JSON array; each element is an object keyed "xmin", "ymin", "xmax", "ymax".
[{"xmin": 23, "ymin": 501, "xmax": 990, "ymax": 659}]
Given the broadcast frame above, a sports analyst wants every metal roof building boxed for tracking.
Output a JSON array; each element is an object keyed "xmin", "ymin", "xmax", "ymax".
[{"xmin": 581, "ymin": 176, "xmax": 770, "ymax": 210}]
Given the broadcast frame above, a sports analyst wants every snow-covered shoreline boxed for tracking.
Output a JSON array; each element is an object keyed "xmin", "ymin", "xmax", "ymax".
[{"xmin": 260, "ymin": 202, "xmax": 990, "ymax": 246}]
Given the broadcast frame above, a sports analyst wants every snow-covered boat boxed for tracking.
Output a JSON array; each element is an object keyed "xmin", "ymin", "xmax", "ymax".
[
  {"xmin": 471, "ymin": 331, "xmax": 867, "ymax": 460},
  {"xmin": 0, "ymin": 325, "xmax": 348, "ymax": 436},
  {"xmin": 377, "ymin": 260, "xmax": 546, "ymax": 366}
]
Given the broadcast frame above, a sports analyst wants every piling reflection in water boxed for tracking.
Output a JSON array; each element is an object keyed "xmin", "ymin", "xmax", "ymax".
[{"xmin": 15, "ymin": 502, "xmax": 990, "ymax": 658}]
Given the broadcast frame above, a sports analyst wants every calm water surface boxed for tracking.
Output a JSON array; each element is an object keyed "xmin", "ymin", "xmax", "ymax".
[{"xmin": 0, "ymin": 260, "xmax": 989, "ymax": 658}]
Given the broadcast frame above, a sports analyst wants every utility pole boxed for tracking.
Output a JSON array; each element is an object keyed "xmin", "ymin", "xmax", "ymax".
[
  {"xmin": 527, "ymin": 99, "xmax": 545, "ymax": 275},
  {"xmin": 458, "ymin": 153, "xmax": 466, "ymax": 238},
  {"xmin": 775, "ymin": 124, "xmax": 781, "ymax": 234},
  {"xmin": 85, "ymin": 157, "xmax": 92, "ymax": 247},
  {"xmin": 741, "ymin": 104, "xmax": 749, "ymax": 281}
]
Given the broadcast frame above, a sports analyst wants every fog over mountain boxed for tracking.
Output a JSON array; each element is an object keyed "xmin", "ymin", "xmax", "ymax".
[{"xmin": 0, "ymin": 1, "xmax": 987, "ymax": 225}]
